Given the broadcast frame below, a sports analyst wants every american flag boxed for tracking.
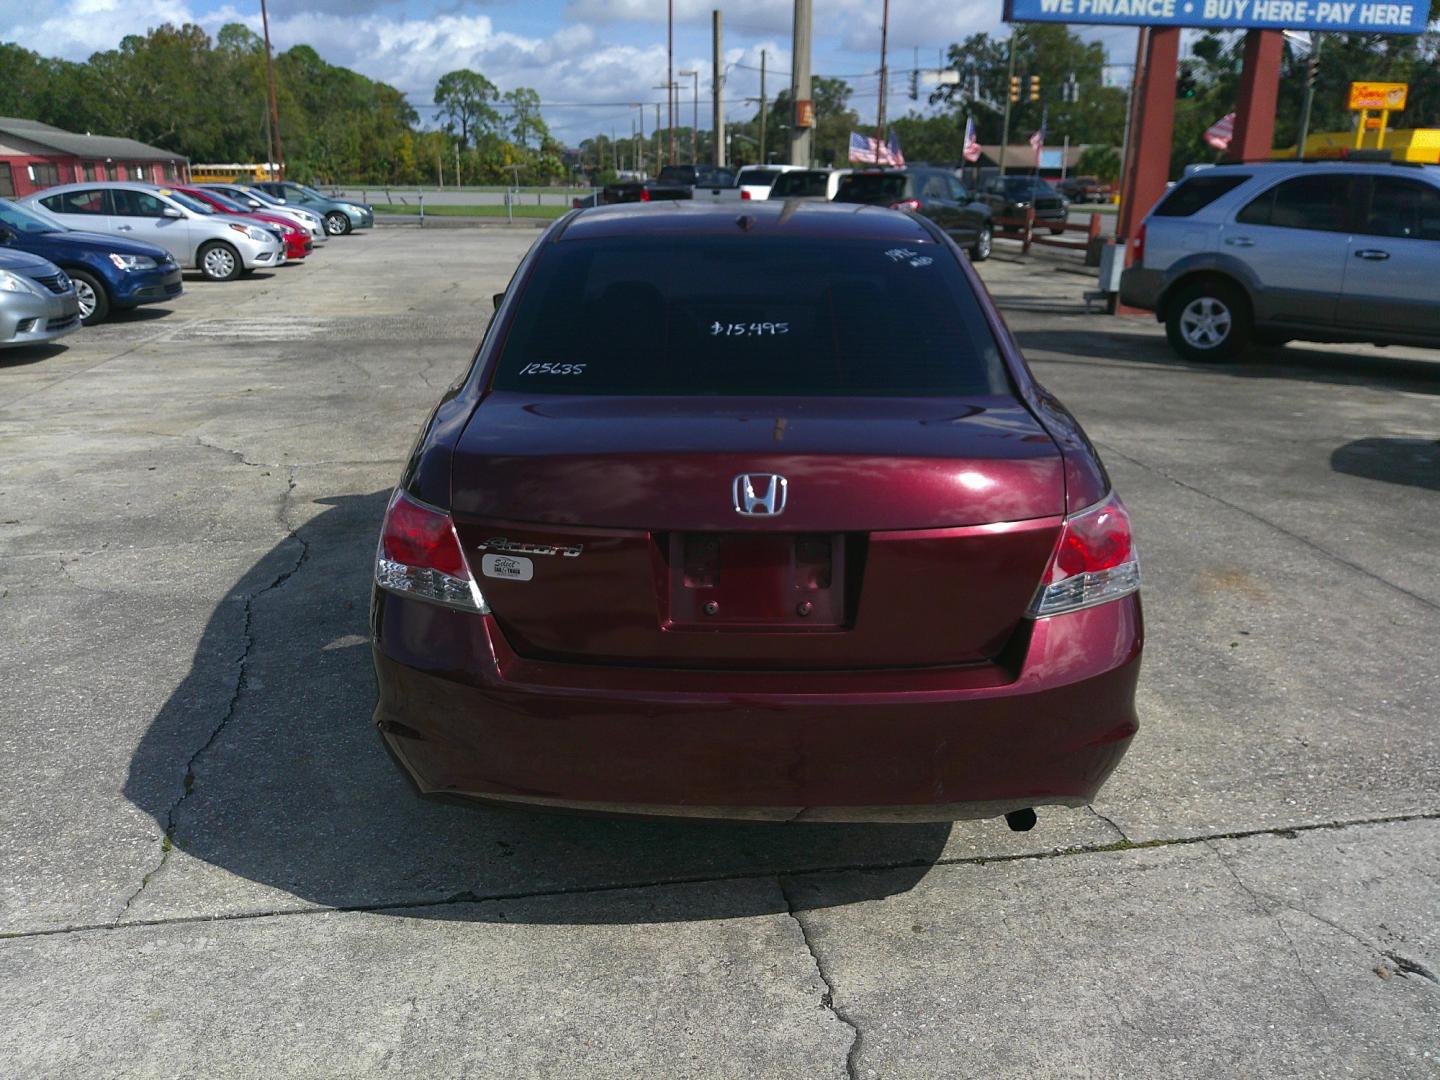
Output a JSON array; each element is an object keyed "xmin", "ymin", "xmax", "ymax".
[
  {"xmin": 1029, "ymin": 108, "xmax": 1048, "ymax": 167},
  {"xmin": 848, "ymin": 130, "xmax": 903, "ymax": 166},
  {"xmin": 1205, "ymin": 112, "xmax": 1235, "ymax": 151},
  {"xmin": 963, "ymin": 116, "xmax": 981, "ymax": 163}
]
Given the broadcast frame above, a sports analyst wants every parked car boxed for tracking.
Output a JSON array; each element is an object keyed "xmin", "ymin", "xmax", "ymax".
[
  {"xmin": 0, "ymin": 199, "xmax": 181, "ymax": 324},
  {"xmin": 371, "ymin": 200, "xmax": 1141, "ymax": 826},
  {"xmin": 603, "ymin": 164, "xmax": 744, "ymax": 204},
  {"xmin": 833, "ymin": 168, "xmax": 993, "ymax": 261},
  {"xmin": 21, "ymin": 182, "xmax": 284, "ymax": 282},
  {"xmin": 252, "ymin": 182, "xmax": 374, "ymax": 235},
  {"xmin": 768, "ymin": 168, "xmax": 851, "ymax": 201},
  {"xmin": 173, "ymin": 185, "xmax": 313, "ymax": 262},
  {"xmin": 1121, "ymin": 161, "xmax": 1440, "ymax": 362},
  {"xmin": 0, "ymin": 248, "xmax": 81, "ymax": 348},
  {"xmin": 980, "ymin": 175, "xmax": 1069, "ymax": 234},
  {"xmin": 1057, "ymin": 175, "xmax": 1110, "ymax": 204},
  {"xmin": 735, "ymin": 164, "xmax": 807, "ymax": 200},
  {"xmin": 197, "ymin": 183, "xmax": 327, "ymax": 242}
]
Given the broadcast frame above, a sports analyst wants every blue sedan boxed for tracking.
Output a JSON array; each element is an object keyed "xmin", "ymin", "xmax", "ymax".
[{"xmin": 0, "ymin": 200, "xmax": 182, "ymax": 324}]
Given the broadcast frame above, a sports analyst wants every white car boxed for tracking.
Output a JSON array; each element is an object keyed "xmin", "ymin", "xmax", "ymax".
[
  {"xmin": 22, "ymin": 182, "xmax": 284, "ymax": 281},
  {"xmin": 734, "ymin": 164, "xmax": 809, "ymax": 201},
  {"xmin": 768, "ymin": 168, "xmax": 853, "ymax": 201}
]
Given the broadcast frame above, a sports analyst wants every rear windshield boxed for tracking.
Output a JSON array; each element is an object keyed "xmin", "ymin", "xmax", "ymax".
[
  {"xmin": 491, "ymin": 236, "xmax": 1007, "ymax": 397},
  {"xmin": 1153, "ymin": 173, "xmax": 1250, "ymax": 217},
  {"xmin": 740, "ymin": 169, "xmax": 782, "ymax": 186},
  {"xmin": 834, "ymin": 173, "xmax": 907, "ymax": 204},
  {"xmin": 771, "ymin": 171, "xmax": 831, "ymax": 198}
]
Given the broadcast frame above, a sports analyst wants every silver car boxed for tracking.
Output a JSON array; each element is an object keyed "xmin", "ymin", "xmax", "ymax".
[
  {"xmin": 0, "ymin": 248, "xmax": 81, "ymax": 349},
  {"xmin": 197, "ymin": 183, "xmax": 327, "ymax": 244},
  {"xmin": 20, "ymin": 182, "xmax": 285, "ymax": 282},
  {"xmin": 1121, "ymin": 161, "xmax": 1440, "ymax": 362}
]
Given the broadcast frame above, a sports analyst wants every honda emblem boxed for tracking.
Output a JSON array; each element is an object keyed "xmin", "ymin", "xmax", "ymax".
[{"xmin": 733, "ymin": 474, "xmax": 787, "ymax": 516}]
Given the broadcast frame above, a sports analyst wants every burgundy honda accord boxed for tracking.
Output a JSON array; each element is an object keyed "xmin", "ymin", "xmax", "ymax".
[{"xmin": 372, "ymin": 200, "xmax": 1141, "ymax": 826}]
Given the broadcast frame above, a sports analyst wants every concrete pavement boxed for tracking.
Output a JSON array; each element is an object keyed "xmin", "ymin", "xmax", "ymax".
[{"xmin": 1, "ymin": 229, "xmax": 1436, "ymax": 1077}]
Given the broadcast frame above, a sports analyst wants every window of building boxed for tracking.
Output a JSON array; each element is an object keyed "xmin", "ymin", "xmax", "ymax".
[
  {"xmin": 82, "ymin": 163, "xmax": 97, "ymax": 181},
  {"xmin": 105, "ymin": 163, "xmax": 118, "ymax": 180},
  {"xmin": 29, "ymin": 162, "xmax": 61, "ymax": 189},
  {"xmin": 0, "ymin": 164, "xmax": 15, "ymax": 197},
  {"xmin": 133, "ymin": 164, "xmax": 146, "ymax": 181}
]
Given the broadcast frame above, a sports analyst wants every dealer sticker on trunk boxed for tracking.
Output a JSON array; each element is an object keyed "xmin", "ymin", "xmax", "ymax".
[{"xmin": 481, "ymin": 553, "xmax": 533, "ymax": 581}]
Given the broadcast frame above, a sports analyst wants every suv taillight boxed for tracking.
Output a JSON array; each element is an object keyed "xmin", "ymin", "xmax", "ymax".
[
  {"xmin": 741, "ymin": 189, "xmax": 752, "ymax": 200},
  {"xmin": 889, "ymin": 198, "xmax": 921, "ymax": 212},
  {"xmin": 639, "ymin": 188, "xmax": 651, "ymax": 202},
  {"xmin": 375, "ymin": 490, "xmax": 488, "ymax": 612},
  {"xmin": 1029, "ymin": 494, "xmax": 1140, "ymax": 617},
  {"xmin": 1132, "ymin": 221, "xmax": 1146, "ymax": 267}
]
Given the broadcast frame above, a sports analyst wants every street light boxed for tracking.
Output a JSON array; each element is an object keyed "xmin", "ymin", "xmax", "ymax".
[{"xmin": 677, "ymin": 70, "xmax": 699, "ymax": 165}]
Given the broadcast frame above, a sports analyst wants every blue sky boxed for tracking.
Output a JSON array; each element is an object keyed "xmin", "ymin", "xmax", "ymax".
[{"xmin": 0, "ymin": 0, "xmax": 1143, "ymax": 143}]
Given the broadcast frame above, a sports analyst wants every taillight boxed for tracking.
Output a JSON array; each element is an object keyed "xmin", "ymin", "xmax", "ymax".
[
  {"xmin": 889, "ymin": 198, "xmax": 921, "ymax": 212},
  {"xmin": 1132, "ymin": 221, "xmax": 1146, "ymax": 267},
  {"xmin": 375, "ymin": 489, "xmax": 488, "ymax": 612},
  {"xmin": 1029, "ymin": 493, "xmax": 1140, "ymax": 617},
  {"xmin": 639, "ymin": 188, "xmax": 651, "ymax": 202},
  {"xmin": 741, "ymin": 189, "xmax": 752, "ymax": 200}
]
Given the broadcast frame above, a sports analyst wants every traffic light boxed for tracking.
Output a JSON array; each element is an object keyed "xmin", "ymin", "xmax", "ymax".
[
  {"xmin": 1063, "ymin": 72, "xmax": 1079, "ymax": 103},
  {"xmin": 1028, "ymin": 75, "xmax": 1041, "ymax": 103},
  {"xmin": 1010, "ymin": 75, "xmax": 1021, "ymax": 103},
  {"xmin": 1176, "ymin": 63, "xmax": 1197, "ymax": 99}
]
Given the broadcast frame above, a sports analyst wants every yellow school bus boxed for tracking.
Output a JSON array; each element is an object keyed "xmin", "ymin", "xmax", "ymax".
[{"xmin": 189, "ymin": 163, "xmax": 280, "ymax": 183}]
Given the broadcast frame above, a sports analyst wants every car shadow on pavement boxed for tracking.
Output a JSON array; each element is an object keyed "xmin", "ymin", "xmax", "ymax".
[
  {"xmin": 0, "ymin": 343, "xmax": 69, "ymax": 368},
  {"xmin": 1331, "ymin": 437, "xmax": 1440, "ymax": 492},
  {"xmin": 1013, "ymin": 327, "xmax": 1440, "ymax": 395},
  {"xmin": 123, "ymin": 491, "xmax": 951, "ymax": 924}
]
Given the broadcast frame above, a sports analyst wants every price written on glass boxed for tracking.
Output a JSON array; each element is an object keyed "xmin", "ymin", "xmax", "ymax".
[{"xmin": 709, "ymin": 321, "xmax": 790, "ymax": 337}]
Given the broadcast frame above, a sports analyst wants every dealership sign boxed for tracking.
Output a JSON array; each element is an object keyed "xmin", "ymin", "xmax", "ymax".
[
  {"xmin": 1005, "ymin": 0, "xmax": 1427, "ymax": 33},
  {"xmin": 1347, "ymin": 81, "xmax": 1407, "ymax": 110}
]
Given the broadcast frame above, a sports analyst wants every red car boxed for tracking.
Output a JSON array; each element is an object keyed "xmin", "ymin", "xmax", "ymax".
[
  {"xmin": 372, "ymin": 201, "xmax": 1142, "ymax": 827},
  {"xmin": 173, "ymin": 185, "xmax": 313, "ymax": 262}
]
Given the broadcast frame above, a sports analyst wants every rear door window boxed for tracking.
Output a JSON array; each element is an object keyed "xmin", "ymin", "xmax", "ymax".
[
  {"xmin": 491, "ymin": 236, "xmax": 1007, "ymax": 397},
  {"xmin": 1360, "ymin": 177, "xmax": 1440, "ymax": 240},
  {"xmin": 1152, "ymin": 173, "xmax": 1250, "ymax": 217},
  {"xmin": 1236, "ymin": 174, "xmax": 1354, "ymax": 231},
  {"xmin": 41, "ymin": 188, "xmax": 106, "ymax": 215}
]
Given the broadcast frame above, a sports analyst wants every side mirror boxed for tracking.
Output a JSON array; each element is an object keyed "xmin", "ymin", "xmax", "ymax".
[
  {"xmin": 246, "ymin": 200, "xmax": 262, "ymax": 209},
  {"xmin": 162, "ymin": 206, "xmax": 184, "ymax": 219},
  {"xmin": 492, "ymin": 292, "xmax": 505, "ymax": 311}
]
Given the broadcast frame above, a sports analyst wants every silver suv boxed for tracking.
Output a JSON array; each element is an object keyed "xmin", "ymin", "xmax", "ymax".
[{"xmin": 1121, "ymin": 162, "xmax": 1440, "ymax": 362}]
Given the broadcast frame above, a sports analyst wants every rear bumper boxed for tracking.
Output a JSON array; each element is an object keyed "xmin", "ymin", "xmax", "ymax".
[
  {"xmin": 372, "ymin": 592, "xmax": 1142, "ymax": 822},
  {"xmin": 1120, "ymin": 266, "xmax": 1164, "ymax": 313}
]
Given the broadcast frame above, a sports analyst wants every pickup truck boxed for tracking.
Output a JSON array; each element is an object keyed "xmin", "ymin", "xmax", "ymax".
[{"xmin": 603, "ymin": 165, "xmax": 744, "ymax": 204}]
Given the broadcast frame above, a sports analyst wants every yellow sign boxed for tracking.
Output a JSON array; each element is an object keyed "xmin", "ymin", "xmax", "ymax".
[{"xmin": 1348, "ymin": 82, "xmax": 1408, "ymax": 111}]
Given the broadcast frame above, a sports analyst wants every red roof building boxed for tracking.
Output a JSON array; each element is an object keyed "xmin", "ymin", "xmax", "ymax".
[{"xmin": 0, "ymin": 117, "xmax": 190, "ymax": 198}]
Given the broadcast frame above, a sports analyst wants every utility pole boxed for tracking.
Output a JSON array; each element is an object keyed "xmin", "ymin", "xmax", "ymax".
[
  {"xmin": 260, "ymin": 0, "xmax": 285, "ymax": 179},
  {"xmin": 1296, "ymin": 33, "xmax": 1324, "ymax": 158},
  {"xmin": 759, "ymin": 50, "xmax": 768, "ymax": 163},
  {"xmin": 655, "ymin": 102, "xmax": 662, "ymax": 169},
  {"xmin": 679, "ymin": 70, "xmax": 699, "ymax": 164},
  {"xmin": 454, "ymin": 141, "xmax": 461, "ymax": 187},
  {"xmin": 712, "ymin": 10, "xmax": 726, "ymax": 167},
  {"xmin": 999, "ymin": 29, "xmax": 1019, "ymax": 176},
  {"xmin": 875, "ymin": 0, "xmax": 890, "ymax": 163},
  {"xmin": 789, "ymin": 0, "xmax": 812, "ymax": 165},
  {"xmin": 667, "ymin": 0, "xmax": 676, "ymax": 166}
]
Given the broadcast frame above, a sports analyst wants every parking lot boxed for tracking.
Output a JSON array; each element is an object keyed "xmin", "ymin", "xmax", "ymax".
[{"xmin": 2, "ymin": 227, "xmax": 1437, "ymax": 1077}]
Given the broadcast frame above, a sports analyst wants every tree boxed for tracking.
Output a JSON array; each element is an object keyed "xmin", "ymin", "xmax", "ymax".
[
  {"xmin": 504, "ymin": 87, "xmax": 547, "ymax": 150},
  {"xmin": 1075, "ymin": 144, "xmax": 1120, "ymax": 181},
  {"xmin": 433, "ymin": 69, "xmax": 499, "ymax": 149},
  {"xmin": 761, "ymin": 77, "xmax": 857, "ymax": 165}
]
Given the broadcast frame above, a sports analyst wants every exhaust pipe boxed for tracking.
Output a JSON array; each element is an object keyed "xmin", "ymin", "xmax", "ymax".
[{"xmin": 1005, "ymin": 808, "xmax": 1037, "ymax": 832}]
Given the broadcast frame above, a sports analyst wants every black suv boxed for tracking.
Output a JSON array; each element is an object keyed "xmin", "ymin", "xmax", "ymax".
[{"xmin": 834, "ymin": 168, "xmax": 993, "ymax": 261}]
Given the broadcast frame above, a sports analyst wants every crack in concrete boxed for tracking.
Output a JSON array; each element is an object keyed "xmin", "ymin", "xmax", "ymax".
[
  {"xmin": 1095, "ymin": 440, "xmax": 1440, "ymax": 615},
  {"xmin": 0, "ymin": 808, "xmax": 1410, "ymax": 944},
  {"xmin": 779, "ymin": 877, "xmax": 861, "ymax": 1080},
  {"xmin": 114, "ymin": 464, "xmax": 312, "ymax": 920},
  {"xmin": 1087, "ymin": 805, "xmax": 1128, "ymax": 843}
]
